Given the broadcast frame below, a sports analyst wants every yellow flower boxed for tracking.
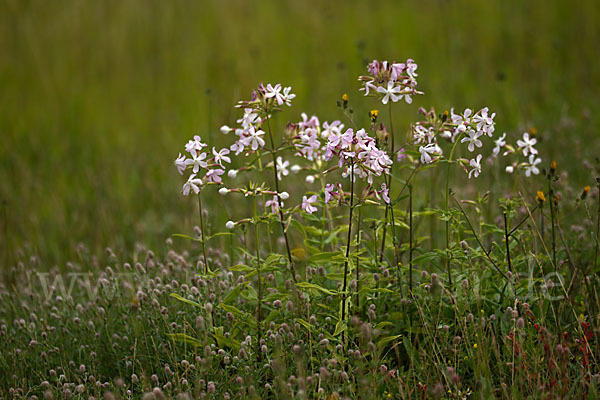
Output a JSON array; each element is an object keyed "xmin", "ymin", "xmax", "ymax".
[
  {"xmin": 370, "ymin": 109, "xmax": 379, "ymax": 123},
  {"xmin": 536, "ymin": 191, "xmax": 546, "ymax": 204},
  {"xmin": 582, "ymin": 186, "xmax": 591, "ymax": 200},
  {"xmin": 473, "ymin": 343, "xmax": 478, "ymax": 349},
  {"xmin": 341, "ymin": 93, "xmax": 349, "ymax": 102}
]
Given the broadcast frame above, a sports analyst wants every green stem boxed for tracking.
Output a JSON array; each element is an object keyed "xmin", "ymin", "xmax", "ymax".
[
  {"xmin": 341, "ymin": 162, "xmax": 355, "ymax": 339},
  {"xmin": 265, "ymin": 112, "xmax": 297, "ymax": 283},
  {"xmin": 409, "ymin": 185, "xmax": 413, "ymax": 293},
  {"xmin": 197, "ymin": 193, "xmax": 209, "ymax": 274},
  {"xmin": 253, "ymin": 195, "xmax": 263, "ymax": 360},
  {"xmin": 445, "ymin": 136, "xmax": 462, "ymax": 289},
  {"xmin": 548, "ymin": 177, "xmax": 557, "ymax": 270}
]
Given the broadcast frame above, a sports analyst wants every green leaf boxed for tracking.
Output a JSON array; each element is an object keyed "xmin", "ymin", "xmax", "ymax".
[
  {"xmin": 166, "ymin": 333, "xmax": 202, "ymax": 347},
  {"xmin": 309, "ymin": 251, "xmax": 340, "ymax": 263},
  {"xmin": 206, "ymin": 232, "xmax": 233, "ymax": 241},
  {"xmin": 296, "ymin": 282, "xmax": 336, "ymax": 296},
  {"xmin": 222, "ymin": 284, "xmax": 244, "ymax": 304},
  {"xmin": 296, "ymin": 318, "xmax": 313, "ymax": 331},
  {"xmin": 171, "ymin": 233, "xmax": 200, "ymax": 242},
  {"xmin": 333, "ymin": 320, "xmax": 347, "ymax": 337},
  {"xmin": 378, "ymin": 334, "xmax": 402, "ymax": 348},
  {"xmin": 230, "ymin": 264, "xmax": 255, "ymax": 273},
  {"xmin": 170, "ymin": 293, "xmax": 204, "ymax": 309}
]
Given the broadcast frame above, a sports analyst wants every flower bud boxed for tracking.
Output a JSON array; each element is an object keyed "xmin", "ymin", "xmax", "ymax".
[
  {"xmin": 225, "ymin": 221, "xmax": 236, "ymax": 230},
  {"xmin": 220, "ymin": 125, "xmax": 232, "ymax": 135},
  {"xmin": 291, "ymin": 165, "xmax": 301, "ymax": 173},
  {"xmin": 279, "ymin": 191, "xmax": 290, "ymax": 200},
  {"xmin": 219, "ymin": 187, "xmax": 230, "ymax": 196},
  {"xmin": 305, "ymin": 175, "xmax": 315, "ymax": 184},
  {"xmin": 228, "ymin": 169, "xmax": 238, "ymax": 178},
  {"xmin": 505, "ymin": 165, "xmax": 514, "ymax": 174}
]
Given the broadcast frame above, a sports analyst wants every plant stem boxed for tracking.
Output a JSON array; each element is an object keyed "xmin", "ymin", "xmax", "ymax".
[
  {"xmin": 341, "ymin": 162, "xmax": 355, "ymax": 338},
  {"xmin": 445, "ymin": 138, "xmax": 462, "ymax": 290},
  {"xmin": 503, "ymin": 212, "xmax": 513, "ymax": 273},
  {"xmin": 197, "ymin": 193, "xmax": 209, "ymax": 274},
  {"xmin": 549, "ymin": 178, "xmax": 557, "ymax": 270},
  {"xmin": 356, "ymin": 207, "xmax": 362, "ymax": 311},
  {"xmin": 596, "ymin": 182, "xmax": 600, "ymax": 271},
  {"xmin": 409, "ymin": 185, "xmax": 413, "ymax": 293},
  {"xmin": 451, "ymin": 191, "xmax": 509, "ymax": 280},
  {"xmin": 253, "ymin": 195, "xmax": 263, "ymax": 360},
  {"xmin": 265, "ymin": 112, "xmax": 297, "ymax": 283}
]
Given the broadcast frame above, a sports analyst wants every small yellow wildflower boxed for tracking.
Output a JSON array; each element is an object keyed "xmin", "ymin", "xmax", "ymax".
[
  {"xmin": 536, "ymin": 191, "xmax": 546, "ymax": 204},
  {"xmin": 473, "ymin": 343, "xmax": 478, "ymax": 349},
  {"xmin": 370, "ymin": 109, "xmax": 379, "ymax": 123},
  {"xmin": 582, "ymin": 186, "xmax": 591, "ymax": 200},
  {"xmin": 341, "ymin": 93, "xmax": 349, "ymax": 102}
]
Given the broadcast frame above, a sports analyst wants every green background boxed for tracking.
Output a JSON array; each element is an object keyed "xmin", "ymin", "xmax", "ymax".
[{"xmin": 1, "ymin": 0, "xmax": 599, "ymax": 265}]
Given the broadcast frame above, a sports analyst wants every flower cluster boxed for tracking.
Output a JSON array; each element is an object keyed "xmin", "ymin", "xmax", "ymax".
[
  {"xmin": 501, "ymin": 131, "xmax": 542, "ymax": 177},
  {"xmin": 324, "ymin": 128, "xmax": 393, "ymax": 184},
  {"xmin": 409, "ymin": 107, "xmax": 498, "ymax": 179},
  {"xmin": 174, "ymin": 136, "xmax": 229, "ymax": 195},
  {"xmin": 286, "ymin": 113, "xmax": 346, "ymax": 165},
  {"xmin": 358, "ymin": 59, "xmax": 422, "ymax": 104},
  {"xmin": 221, "ymin": 84, "xmax": 296, "ymax": 156}
]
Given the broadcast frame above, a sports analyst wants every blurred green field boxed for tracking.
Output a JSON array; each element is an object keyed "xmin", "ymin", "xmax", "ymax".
[{"xmin": 1, "ymin": 0, "xmax": 599, "ymax": 266}]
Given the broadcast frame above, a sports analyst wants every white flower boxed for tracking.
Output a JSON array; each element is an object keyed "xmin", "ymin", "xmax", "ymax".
[
  {"xmin": 220, "ymin": 125, "xmax": 232, "ymax": 135},
  {"xmin": 321, "ymin": 121, "xmax": 344, "ymax": 138},
  {"xmin": 218, "ymin": 187, "xmax": 229, "ymax": 196},
  {"xmin": 175, "ymin": 153, "xmax": 187, "ymax": 175},
  {"xmin": 302, "ymin": 195, "xmax": 318, "ymax": 214},
  {"xmin": 460, "ymin": 130, "xmax": 483, "ymax": 152},
  {"xmin": 241, "ymin": 127, "xmax": 265, "ymax": 151},
  {"xmin": 376, "ymin": 81, "xmax": 402, "ymax": 104},
  {"xmin": 282, "ymin": 86, "xmax": 296, "ymax": 106},
  {"xmin": 186, "ymin": 150, "xmax": 208, "ymax": 173},
  {"xmin": 265, "ymin": 196, "xmax": 280, "ymax": 213},
  {"xmin": 185, "ymin": 135, "xmax": 208, "ymax": 153},
  {"xmin": 182, "ymin": 174, "xmax": 203, "ymax": 196},
  {"xmin": 238, "ymin": 108, "xmax": 260, "ymax": 128},
  {"xmin": 473, "ymin": 107, "xmax": 496, "ymax": 136},
  {"xmin": 516, "ymin": 133, "xmax": 538, "ymax": 157},
  {"xmin": 212, "ymin": 147, "xmax": 231, "ymax": 167},
  {"xmin": 205, "ymin": 168, "xmax": 224, "ymax": 184},
  {"xmin": 419, "ymin": 143, "xmax": 441, "ymax": 164},
  {"xmin": 279, "ymin": 191, "xmax": 290, "ymax": 200},
  {"xmin": 225, "ymin": 221, "xmax": 236, "ymax": 229},
  {"xmin": 524, "ymin": 154, "xmax": 541, "ymax": 177},
  {"xmin": 468, "ymin": 154, "xmax": 482, "ymax": 179},
  {"xmin": 493, "ymin": 133, "xmax": 507, "ymax": 156},
  {"xmin": 265, "ymin": 83, "xmax": 285, "ymax": 105},
  {"xmin": 276, "ymin": 157, "xmax": 289, "ymax": 180}
]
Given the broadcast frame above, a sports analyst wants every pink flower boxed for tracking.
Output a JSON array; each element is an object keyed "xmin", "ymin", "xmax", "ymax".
[
  {"xmin": 182, "ymin": 174, "xmax": 203, "ymax": 195},
  {"xmin": 212, "ymin": 147, "xmax": 231, "ymax": 167},
  {"xmin": 265, "ymin": 83, "xmax": 285, "ymax": 105},
  {"xmin": 379, "ymin": 183, "xmax": 390, "ymax": 204},
  {"xmin": 324, "ymin": 184, "xmax": 337, "ymax": 204},
  {"xmin": 265, "ymin": 196, "xmax": 280, "ymax": 213},
  {"xmin": 205, "ymin": 168, "xmax": 224, "ymax": 184},
  {"xmin": 302, "ymin": 195, "xmax": 318, "ymax": 214},
  {"xmin": 397, "ymin": 148, "xmax": 406, "ymax": 162},
  {"xmin": 174, "ymin": 153, "xmax": 187, "ymax": 175}
]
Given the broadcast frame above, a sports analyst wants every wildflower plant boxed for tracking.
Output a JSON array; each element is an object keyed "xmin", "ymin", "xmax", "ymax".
[{"xmin": 140, "ymin": 58, "xmax": 600, "ymax": 399}]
